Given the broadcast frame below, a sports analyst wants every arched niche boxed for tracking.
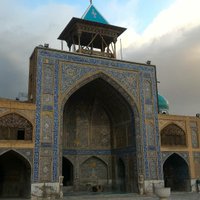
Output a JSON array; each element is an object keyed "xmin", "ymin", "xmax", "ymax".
[
  {"xmin": 0, "ymin": 113, "xmax": 33, "ymax": 140},
  {"xmin": 63, "ymin": 77, "xmax": 137, "ymax": 149},
  {"xmin": 0, "ymin": 150, "xmax": 31, "ymax": 198},
  {"xmin": 62, "ymin": 157, "xmax": 74, "ymax": 187},
  {"xmin": 61, "ymin": 74, "xmax": 139, "ymax": 193},
  {"xmin": 161, "ymin": 123, "xmax": 186, "ymax": 146},
  {"xmin": 163, "ymin": 153, "xmax": 190, "ymax": 191},
  {"xmin": 117, "ymin": 158, "xmax": 126, "ymax": 192},
  {"xmin": 80, "ymin": 156, "xmax": 108, "ymax": 188}
]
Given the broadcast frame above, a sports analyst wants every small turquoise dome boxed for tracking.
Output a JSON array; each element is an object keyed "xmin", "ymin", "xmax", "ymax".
[{"xmin": 158, "ymin": 94, "xmax": 169, "ymax": 114}]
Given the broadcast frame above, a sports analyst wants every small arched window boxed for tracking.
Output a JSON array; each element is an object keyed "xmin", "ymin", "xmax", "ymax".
[{"xmin": 161, "ymin": 124, "xmax": 186, "ymax": 146}]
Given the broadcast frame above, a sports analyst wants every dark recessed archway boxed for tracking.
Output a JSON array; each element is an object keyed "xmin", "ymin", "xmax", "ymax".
[
  {"xmin": 63, "ymin": 78, "xmax": 135, "ymax": 149},
  {"xmin": 117, "ymin": 158, "xmax": 126, "ymax": 192},
  {"xmin": 62, "ymin": 77, "xmax": 138, "ymax": 192},
  {"xmin": 0, "ymin": 150, "xmax": 31, "ymax": 198},
  {"xmin": 163, "ymin": 153, "xmax": 190, "ymax": 191},
  {"xmin": 62, "ymin": 157, "xmax": 74, "ymax": 187}
]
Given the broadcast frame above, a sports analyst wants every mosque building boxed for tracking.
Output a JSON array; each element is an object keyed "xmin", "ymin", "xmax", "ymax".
[{"xmin": 0, "ymin": 2, "xmax": 199, "ymax": 199}]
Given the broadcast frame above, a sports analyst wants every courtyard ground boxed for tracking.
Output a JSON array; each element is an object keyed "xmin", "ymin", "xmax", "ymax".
[
  {"xmin": 63, "ymin": 192, "xmax": 200, "ymax": 200},
  {"xmin": 0, "ymin": 192, "xmax": 199, "ymax": 200}
]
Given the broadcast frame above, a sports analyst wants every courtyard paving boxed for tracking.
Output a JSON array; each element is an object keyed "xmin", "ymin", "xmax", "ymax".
[
  {"xmin": 63, "ymin": 192, "xmax": 200, "ymax": 200},
  {"xmin": 0, "ymin": 192, "xmax": 199, "ymax": 200}
]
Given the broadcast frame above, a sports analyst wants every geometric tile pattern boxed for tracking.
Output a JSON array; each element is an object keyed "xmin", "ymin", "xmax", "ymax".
[{"xmin": 33, "ymin": 48, "xmax": 162, "ymax": 182}]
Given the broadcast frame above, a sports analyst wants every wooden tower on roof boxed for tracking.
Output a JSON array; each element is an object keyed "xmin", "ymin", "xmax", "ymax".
[{"xmin": 58, "ymin": 1, "xmax": 126, "ymax": 58}]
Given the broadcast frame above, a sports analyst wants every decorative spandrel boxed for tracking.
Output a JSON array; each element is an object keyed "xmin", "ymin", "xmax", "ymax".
[{"xmin": 61, "ymin": 63, "xmax": 139, "ymax": 104}]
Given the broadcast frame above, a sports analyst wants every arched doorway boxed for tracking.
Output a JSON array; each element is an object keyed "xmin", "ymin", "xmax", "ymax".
[
  {"xmin": 62, "ymin": 77, "xmax": 138, "ymax": 192},
  {"xmin": 117, "ymin": 158, "xmax": 126, "ymax": 192},
  {"xmin": 62, "ymin": 157, "xmax": 74, "ymax": 187},
  {"xmin": 0, "ymin": 150, "xmax": 31, "ymax": 198},
  {"xmin": 163, "ymin": 153, "xmax": 190, "ymax": 191}
]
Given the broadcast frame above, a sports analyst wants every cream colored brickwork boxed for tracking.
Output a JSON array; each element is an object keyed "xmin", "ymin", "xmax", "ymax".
[{"xmin": 159, "ymin": 114, "xmax": 200, "ymax": 179}]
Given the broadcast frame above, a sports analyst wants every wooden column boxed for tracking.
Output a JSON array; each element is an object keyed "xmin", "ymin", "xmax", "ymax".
[{"xmin": 77, "ymin": 31, "xmax": 82, "ymax": 53}]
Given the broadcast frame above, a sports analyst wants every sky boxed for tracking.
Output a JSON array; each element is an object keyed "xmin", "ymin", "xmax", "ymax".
[{"xmin": 0, "ymin": 0, "xmax": 200, "ymax": 116}]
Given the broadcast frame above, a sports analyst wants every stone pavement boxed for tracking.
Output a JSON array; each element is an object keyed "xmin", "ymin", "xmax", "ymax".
[
  {"xmin": 63, "ymin": 192, "xmax": 200, "ymax": 200},
  {"xmin": 0, "ymin": 192, "xmax": 199, "ymax": 200}
]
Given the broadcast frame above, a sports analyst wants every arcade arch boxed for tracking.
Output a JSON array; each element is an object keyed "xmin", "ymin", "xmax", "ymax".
[
  {"xmin": 0, "ymin": 150, "xmax": 31, "ymax": 198},
  {"xmin": 163, "ymin": 153, "xmax": 190, "ymax": 191},
  {"xmin": 62, "ymin": 77, "xmax": 139, "ymax": 192}
]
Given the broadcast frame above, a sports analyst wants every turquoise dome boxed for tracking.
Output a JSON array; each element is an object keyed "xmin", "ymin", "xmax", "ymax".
[{"xmin": 158, "ymin": 94, "xmax": 169, "ymax": 113}]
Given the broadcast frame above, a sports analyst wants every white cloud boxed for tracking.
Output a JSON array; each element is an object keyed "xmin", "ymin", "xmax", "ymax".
[
  {"xmin": 115, "ymin": 0, "xmax": 200, "ymax": 49},
  {"xmin": 141, "ymin": 0, "xmax": 200, "ymax": 44},
  {"xmin": 0, "ymin": 0, "xmax": 199, "ymax": 116},
  {"xmin": 121, "ymin": 0, "xmax": 200, "ymax": 115},
  {"xmin": 0, "ymin": 1, "xmax": 78, "ymax": 98}
]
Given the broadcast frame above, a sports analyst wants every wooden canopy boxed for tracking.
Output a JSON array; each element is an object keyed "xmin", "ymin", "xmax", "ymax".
[{"xmin": 58, "ymin": 17, "xmax": 126, "ymax": 58}]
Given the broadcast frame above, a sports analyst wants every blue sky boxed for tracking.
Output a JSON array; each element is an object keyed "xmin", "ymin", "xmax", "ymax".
[
  {"xmin": 0, "ymin": 0, "xmax": 200, "ymax": 115},
  {"xmin": 21, "ymin": 0, "xmax": 174, "ymax": 32},
  {"xmin": 134, "ymin": 0, "xmax": 174, "ymax": 32}
]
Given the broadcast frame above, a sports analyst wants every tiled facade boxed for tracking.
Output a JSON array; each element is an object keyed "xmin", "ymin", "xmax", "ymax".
[
  {"xmin": 0, "ymin": 48, "xmax": 199, "ymax": 199},
  {"xmin": 30, "ymin": 47, "xmax": 162, "ymax": 195},
  {"xmin": 159, "ymin": 114, "xmax": 200, "ymax": 186}
]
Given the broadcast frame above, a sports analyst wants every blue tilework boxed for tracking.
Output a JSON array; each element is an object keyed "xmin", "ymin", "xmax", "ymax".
[
  {"xmin": 152, "ymin": 72, "xmax": 162, "ymax": 179},
  {"xmin": 63, "ymin": 149, "xmax": 111, "ymax": 155},
  {"xmin": 53, "ymin": 61, "xmax": 59, "ymax": 181},
  {"xmin": 34, "ymin": 48, "xmax": 160, "ymax": 182},
  {"xmin": 145, "ymin": 99, "xmax": 153, "ymax": 105},
  {"xmin": 61, "ymin": 64, "xmax": 139, "ymax": 105},
  {"xmin": 41, "ymin": 143, "xmax": 53, "ymax": 148},
  {"xmin": 143, "ymin": 71, "xmax": 162, "ymax": 180},
  {"xmin": 33, "ymin": 55, "xmax": 43, "ymax": 182},
  {"xmin": 148, "ymin": 146, "xmax": 156, "ymax": 151},
  {"xmin": 42, "ymin": 105, "xmax": 53, "ymax": 111},
  {"xmin": 61, "ymin": 64, "xmax": 95, "ymax": 93},
  {"xmin": 39, "ymin": 50, "xmax": 155, "ymax": 73},
  {"xmin": 63, "ymin": 146, "xmax": 136, "ymax": 156},
  {"xmin": 140, "ymin": 72, "xmax": 149, "ymax": 178}
]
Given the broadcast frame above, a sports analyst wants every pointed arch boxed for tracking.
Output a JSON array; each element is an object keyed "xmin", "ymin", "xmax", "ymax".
[
  {"xmin": 61, "ymin": 71, "xmax": 138, "ymax": 114},
  {"xmin": 0, "ymin": 111, "xmax": 34, "ymax": 127},
  {"xmin": 163, "ymin": 153, "xmax": 190, "ymax": 191},
  {"xmin": 0, "ymin": 113, "xmax": 33, "ymax": 140},
  {"xmin": 0, "ymin": 150, "xmax": 31, "ymax": 198},
  {"xmin": 0, "ymin": 149, "xmax": 32, "ymax": 167},
  {"xmin": 117, "ymin": 158, "xmax": 126, "ymax": 192},
  {"xmin": 161, "ymin": 123, "xmax": 186, "ymax": 146},
  {"xmin": 62, "ymin": 157, "xmax": 74, "ymax": 186},
  {"xmin": 62, "ymin": 73, "xmax": 139, "ymax": 148},
  {"xmin": 162, "ymin": 152, "xmax": 189, "ymax": 165},
  {"xmin": 81, "ymin": 156, "xmax": 108, "ymax": 166},
  {"xmin": 61, "ymin": 71, "xmax": 139, "ymax": 192},
  {"xmin": 80, "ymin": 156, "xmax": 108, "ymax": 186},
  {"xmin": 160, "ymin": 122, "xmax": 184, "ymax": 131}
]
